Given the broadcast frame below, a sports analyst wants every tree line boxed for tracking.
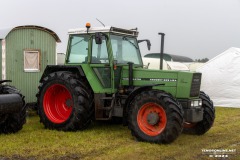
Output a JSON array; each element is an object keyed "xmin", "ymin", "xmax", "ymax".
[{"xmin": 195, "ymin": 58, "xmax": 209, "ymax": 62}]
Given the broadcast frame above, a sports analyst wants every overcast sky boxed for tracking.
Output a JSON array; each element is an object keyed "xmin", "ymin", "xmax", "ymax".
[{"xmin": 1, "ymin": 0, "xmax": 240, "ymax": 59}]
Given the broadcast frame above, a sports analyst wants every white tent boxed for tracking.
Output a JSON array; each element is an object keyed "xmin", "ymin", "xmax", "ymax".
[
  {"xmin": 196, "ymin": 47, "xmax": 240, "ymax": 108},
  {"xmin": 167, "ymin": 62, "xmax": 189, "ymax": 71},
  {"xmin": 142, "ymin": 57, "xmax": 169, "ymax": 70},
  {"xmin": 184, "ymin": 62, "xmax": 205, "ymax": 72},
  {"xmin": 142, "ymin": 57, "xmax": 189, "ymax": 71}
]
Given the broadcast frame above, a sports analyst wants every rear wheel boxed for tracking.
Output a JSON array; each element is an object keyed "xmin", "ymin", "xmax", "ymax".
[
  {"xmin": 0, "ymin": 85, "xmax": 26, "ymax": 134},
  {"xmin": 37, "ymin": 71, "xmax": 94, "ymax": 131},
  {"xmin": 128, "ymin": 90, "xmax": 183, "ymax": 143},
  {"xmin": 183, "ymin": 91, "xmax": 215, "ymax": 135}
]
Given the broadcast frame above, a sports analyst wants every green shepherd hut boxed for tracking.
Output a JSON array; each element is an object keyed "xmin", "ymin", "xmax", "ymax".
[{"xmin": 0, "ymin": 25, "xmax": 61, "ymax": 104}]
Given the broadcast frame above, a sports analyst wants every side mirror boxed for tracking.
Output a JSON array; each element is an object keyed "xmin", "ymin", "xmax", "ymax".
[
  {"xmin": 146, "ymin": 40, "xmax": 151, "ymax": 51},
  {"xmin": 95, "ymin": 32, "xmax": 102, "ymax": 44},
  {"xmin": 137, "ymin": 39, "xmax": 151, "ymax": 51}
]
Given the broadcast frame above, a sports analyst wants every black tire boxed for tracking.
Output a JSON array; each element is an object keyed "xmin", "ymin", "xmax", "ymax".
[
  {"xmin": 128, "ymin": 90, "xmax": 184, "ymax": 144},
  {"xmin": 37, "ymin": 71, "xmax": 94, "ymax": 131},
  {"xmin": 183, "ymin": 91, "xmax": 215, "ymax": 135},
  {"xmin": 0, "ymin": 85, "xmax": 26, "ymax": 134}
]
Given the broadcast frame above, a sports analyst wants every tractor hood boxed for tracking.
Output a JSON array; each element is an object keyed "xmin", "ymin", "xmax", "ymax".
[{"xmin": 121, "ymin": 67, "xmax": 201, "ymax": 99}]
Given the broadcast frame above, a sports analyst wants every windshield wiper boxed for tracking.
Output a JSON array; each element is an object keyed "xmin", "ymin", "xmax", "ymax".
[
  {"xmin": 71, "ymin": 35, "xmax": 92, "ymax": 47},
  {"xmin": 122, "ymin": 36, "xmax": 138, "ymax": 49},
  {"xmin": 71, "ymin": 39, "xmax": 85, "ymax": 47}
]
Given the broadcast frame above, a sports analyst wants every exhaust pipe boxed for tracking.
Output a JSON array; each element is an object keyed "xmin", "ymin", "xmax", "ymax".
[
  {"xmin": 158, "ymin": 33, "xmax": 165, "ymax": 70},
  {"xmin": 128, "ymin": 62, "xmax": 134, "ymax": 89},
  {"xmin": 0, "ymin": 94, "xmax": 23, "ymax": 114}
]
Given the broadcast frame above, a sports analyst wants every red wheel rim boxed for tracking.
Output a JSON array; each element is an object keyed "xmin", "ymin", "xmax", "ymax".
[
  {"xmin": 137, "ymin": 102, "xmax": 167, "ymax": 136},
  {"xmin": 43, "ymin": 84, "xmax": 73, "ymax": 124}
]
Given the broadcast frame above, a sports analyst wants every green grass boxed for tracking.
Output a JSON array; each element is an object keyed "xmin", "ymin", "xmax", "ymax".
[{"xmin": 0, "ymin": 107, "xmax": 239, "ymax": 160}]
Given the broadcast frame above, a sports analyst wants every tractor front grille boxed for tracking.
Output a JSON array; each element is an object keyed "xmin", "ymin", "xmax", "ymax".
[{"xmin": 190, "ymin": 73, "xmax": 202, "ymax": 97}]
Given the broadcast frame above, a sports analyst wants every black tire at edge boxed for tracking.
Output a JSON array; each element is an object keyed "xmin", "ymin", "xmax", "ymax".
[{"xmin": 0, "ymin": 85, "xmax": 26, "ymax": 134}]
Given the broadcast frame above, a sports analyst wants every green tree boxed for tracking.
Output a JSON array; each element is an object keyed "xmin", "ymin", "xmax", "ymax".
[{"xmin": 195, "ymin": 58, "xmax": 209, "ymax": 62}]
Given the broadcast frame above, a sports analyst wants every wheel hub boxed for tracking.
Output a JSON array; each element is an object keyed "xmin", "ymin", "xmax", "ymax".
[
  {"xmin": 147, "ymin": 112, "xmax": 160, "ymax": 125},
  {"xmin": 137, "ymin": 102, "xmax": 167, "ymax": 136}
]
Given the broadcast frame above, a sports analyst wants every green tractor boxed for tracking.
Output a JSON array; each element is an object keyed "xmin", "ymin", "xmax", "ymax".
[{"xmin": 37, "ymin": 23, "xmax": 215, "ymax": 143}]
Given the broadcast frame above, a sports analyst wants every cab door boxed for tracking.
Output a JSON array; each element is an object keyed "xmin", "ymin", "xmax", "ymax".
[{"xmin": 89, "ymin": 35, "xmax": 114, "ymax": 92}]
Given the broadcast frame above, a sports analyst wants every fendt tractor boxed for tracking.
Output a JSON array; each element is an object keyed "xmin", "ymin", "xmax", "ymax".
[
  {"xmin": 37, "ymin": 23, "xmax": 215, "ymax": 143},
  {"xmin": 0, "ymin": 80, "xmax": 26, "ymax": 134}
]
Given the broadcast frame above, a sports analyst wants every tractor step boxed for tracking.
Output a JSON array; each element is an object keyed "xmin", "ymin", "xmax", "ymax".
[{"xmin": 95, "ymin": 94, "xmax": 117, "ymax": 120}]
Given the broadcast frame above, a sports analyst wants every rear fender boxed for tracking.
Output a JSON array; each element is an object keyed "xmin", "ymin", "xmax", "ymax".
[
  {"xmin": 39, "ymin": 65, "xmax": 92, "ymax": 94},
  {"xmin": 40, "ymin": 65, "xmax": 85, "ymax": 82}
]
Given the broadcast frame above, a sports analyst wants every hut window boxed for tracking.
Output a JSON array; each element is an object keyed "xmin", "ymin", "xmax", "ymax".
[{"xmin": 24, "ymin": 50, "xmax": 40, "ymax": 72}]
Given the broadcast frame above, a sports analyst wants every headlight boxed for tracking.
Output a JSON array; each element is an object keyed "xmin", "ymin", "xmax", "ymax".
[
  {"xmin": 190, "ymin": 100, "xmax": 202, "ymax": 107},
  {"xmin": 191, "ymin": 101, "xmax": 194, "ymax": 107}
]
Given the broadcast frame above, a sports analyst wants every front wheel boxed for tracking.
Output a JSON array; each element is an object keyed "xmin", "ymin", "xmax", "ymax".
[
  {"xmin": 37, "ymin": 71, "xmax": 94, "ymax": 131},
  {"xmin": 128, "ymin": 90, "xmax": 184, "ymax": 144},
  {"xmin": 183, "ymin": 91, "xmax": 215, "ymax": 135}
]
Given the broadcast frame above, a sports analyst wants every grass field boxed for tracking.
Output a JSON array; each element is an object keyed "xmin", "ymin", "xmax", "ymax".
[{"xmin": 0, "ymin": 107, "xmax": 239, "ymax": 160}]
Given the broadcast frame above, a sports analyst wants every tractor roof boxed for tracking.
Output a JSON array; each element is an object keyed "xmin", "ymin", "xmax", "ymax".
[{"xmin": 68, "ymin": 26, "xmax": 138, "ymax": 37}]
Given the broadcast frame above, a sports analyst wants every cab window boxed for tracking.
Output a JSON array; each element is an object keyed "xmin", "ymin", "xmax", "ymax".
[
  {"xmin": 91, "ymin": 37, "xmax": 109, "ymax": 63},
  {"xmin": 110, "ymin": 34, "xmax": 142, "ymax": 65},
  {"xmin": 67, "ymin": 35, "xmax": 89, "ymax": 63}
]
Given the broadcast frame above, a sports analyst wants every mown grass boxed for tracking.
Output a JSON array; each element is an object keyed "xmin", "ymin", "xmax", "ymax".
[{"xmin": 0, "ymin": 107, "xmax": 239, "ymax": 160}]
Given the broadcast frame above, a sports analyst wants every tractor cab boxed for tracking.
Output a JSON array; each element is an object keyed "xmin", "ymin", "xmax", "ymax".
[
  {"xmin": 65, "ymin": 24, "xmax": 144, "ymax": 92},
  {"xmin": 66, "ymin": 24, "xmax": 142, "ymax": 65}
]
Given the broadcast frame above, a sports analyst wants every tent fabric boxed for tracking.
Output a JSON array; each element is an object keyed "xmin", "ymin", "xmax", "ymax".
[
  {"xmin": 184, "ymin": 62, "xmax": 204, "ymax": 71},
  {"xmin": 144, "ymin": 53, "xmax": 193, "ymax": 62},
  {"xmin": 142, "ymin": 57, "xmax": 169, "ymax": 70},
  {"xmin": 166, "ymin": 62, "xmax": 189, "ymax": 71},
  {"xmin": 142, "ymin": 57, "xmax": 190, "ymax": 71},
  {"xmin": 196, "ymin": 47, "xmax": 240, "ymax": 108}
]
